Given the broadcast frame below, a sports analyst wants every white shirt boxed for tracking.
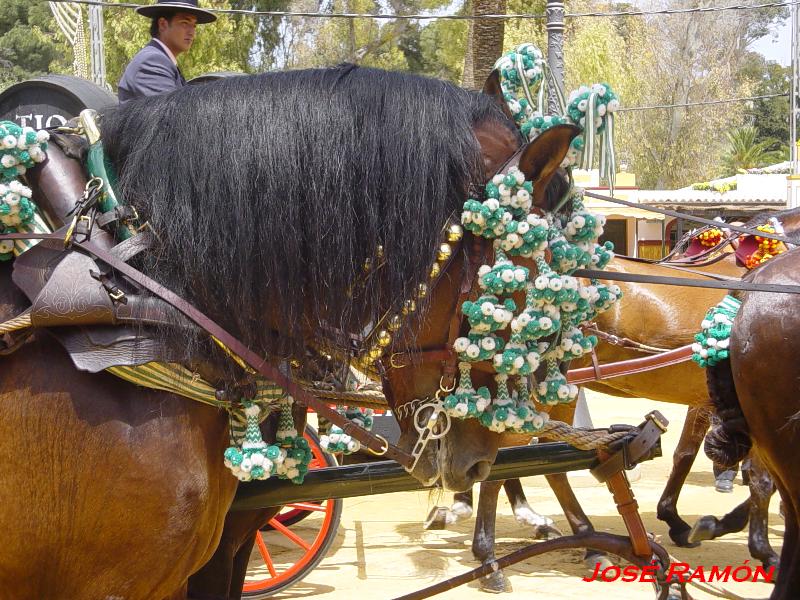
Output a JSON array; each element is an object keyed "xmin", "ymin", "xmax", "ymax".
[{"xmin": 151, "ymin": 38, "xmax": 178, "ymax": 66}]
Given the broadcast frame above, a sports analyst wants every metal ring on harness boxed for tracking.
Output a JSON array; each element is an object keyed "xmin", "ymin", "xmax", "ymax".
[{"xmin": 370, "ymin": 433, "xmax": 390, "ymax": 456}]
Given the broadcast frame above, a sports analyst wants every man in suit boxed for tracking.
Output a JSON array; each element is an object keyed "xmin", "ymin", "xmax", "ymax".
[{"xmin": 117, "ymin": 0, "xmax": 216, "ymax": 104}]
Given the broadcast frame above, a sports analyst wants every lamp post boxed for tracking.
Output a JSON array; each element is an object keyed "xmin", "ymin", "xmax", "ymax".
[{"xmin": 546, "ymin": 0, "xmax": 565, "ymax": 115}]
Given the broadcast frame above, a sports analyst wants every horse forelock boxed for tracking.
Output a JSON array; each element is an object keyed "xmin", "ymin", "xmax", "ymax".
[{"xmin": 102, "ymin": 65, "xmax": 518, "ymax": 363}]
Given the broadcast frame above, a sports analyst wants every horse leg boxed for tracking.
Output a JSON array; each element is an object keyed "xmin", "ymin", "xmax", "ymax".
[
  {"xmin": 187, "ymin": 507, "xmax": 282, "ymax": 600},
  {"xmin": 423, "ymin": 489, "xmax": 474, "ymax": 530},
  {"xmin": 545, "ymin": 473, "xmax": 613, "ymax": 570},
  {"xmin": 656, "ymin": 404, "xmax": 711, "ymax": 547},
  {"xmin": 502, "ymin": 478, "xmax": 561, "ymax": 539},
  {"xmin": 744, "ymin": 454, "xmax": 779, "ymax": 573},
  {"xmin": 472, "ymin": 480, "xmax": 512, "ymax": 593}
]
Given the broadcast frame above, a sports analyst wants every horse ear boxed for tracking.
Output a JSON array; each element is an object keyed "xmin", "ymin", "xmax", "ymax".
[
  {"xmin": 517, "ymin": 124, "xmax": 581, "ymax": 206},
  {"xmin": 482, "ymin": 70, "xmax": 514, "ymax": 122}
]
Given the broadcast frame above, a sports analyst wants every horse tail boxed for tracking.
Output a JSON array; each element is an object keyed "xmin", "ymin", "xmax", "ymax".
[{"xmin": 704, "ymin": 358, "xmax": 752, "ymax": 468}]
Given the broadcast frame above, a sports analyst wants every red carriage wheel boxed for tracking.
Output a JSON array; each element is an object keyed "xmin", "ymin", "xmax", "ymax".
[{"xmin": 242, "ymin": 426, "xmax": 343, "ymax": 598}]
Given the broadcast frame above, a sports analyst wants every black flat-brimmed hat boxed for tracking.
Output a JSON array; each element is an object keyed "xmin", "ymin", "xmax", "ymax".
[{"xmin": 136, "ymin": 0, "xmax": 217, "ymax": 24}]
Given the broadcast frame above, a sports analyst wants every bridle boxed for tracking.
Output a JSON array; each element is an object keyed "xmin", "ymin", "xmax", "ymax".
[{"xmin": 376, "ymin": 144, "xmax": 528, "ymax": 472}]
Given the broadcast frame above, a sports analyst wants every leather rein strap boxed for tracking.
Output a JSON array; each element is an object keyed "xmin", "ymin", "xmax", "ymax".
[{"xmin": 0, "ymin": 232, "xmax": 415, "ymax": 468}]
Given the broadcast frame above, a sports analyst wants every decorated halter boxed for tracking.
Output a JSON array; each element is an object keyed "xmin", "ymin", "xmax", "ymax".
[{"xmin": 379, "ymin": 44, "xmax": 624, "ymax": 444}]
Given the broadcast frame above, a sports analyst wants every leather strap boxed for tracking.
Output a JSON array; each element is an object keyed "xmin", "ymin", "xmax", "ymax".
[
  {"xmin": 573, "ymin": 267, "xmax": 800, "ymax": 295},
  {"xmin": 566, "ymin": 344, "xmax": 694, "ymax": 385}
]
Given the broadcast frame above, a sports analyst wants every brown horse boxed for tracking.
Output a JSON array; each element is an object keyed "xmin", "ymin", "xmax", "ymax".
[
  {"xmin": 706, "ymin": 245, "xmax": 800, "ymax": 599},
  {"xmin": 0, "ymin": 65, "xmax": 579, "ymax": 598}
]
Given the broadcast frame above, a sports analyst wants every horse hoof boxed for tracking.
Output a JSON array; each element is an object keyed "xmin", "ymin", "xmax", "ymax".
[
  {"xmin": 687, "ymin": 517, "xmax": 718, "ymax": 545},
  {"xmin": 714, "ymin": 472, "xmax": 735, "ymax": 493},
  {"xmin": 423, "ymin": 506, "xmax": 450, "ymax": 530},
  {"xmin": 585, "ymin": 552, "xmax": 614, "ymax": 572},
  {"xmin": 532, "ymin": 524, "xmax": 562, "ymax": 540},
  {"xmin": 480, "ymin": 571, "xmax": 512, "ymax": 593}
]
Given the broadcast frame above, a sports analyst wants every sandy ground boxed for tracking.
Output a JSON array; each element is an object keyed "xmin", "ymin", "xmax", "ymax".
[{"xmin": 254, "ymin": 390, "xmax": 783, "ymax": 600}]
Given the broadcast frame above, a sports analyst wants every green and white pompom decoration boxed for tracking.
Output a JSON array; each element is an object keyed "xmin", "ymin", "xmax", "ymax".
[
  {"xmin": 0, "ymin": 180, "xmax": 36, "ymax": 261},
  {"xmin": 536, "ymin": 359, "xmax": 579, "ymax": 405},
  {"xmin": 0, "ymin": 121, "xmax": 48, "ymax": 182},
  {"xmin": 692, "ymin": 295, "xmax": 741, "ymax": 368},
  {"xmin": 478, "ymin": 249, "xmax": 529, "ymax": 295},
  {"xmin": 492, "ymin": 332, "xmax": 540, "ymax": 375},
  {"xmin": 493, "ymin": 43, "xmax": 546, "ymax": 137},
  {"xmin": 461, "ymin": 293, "xmax": 516, "ymax": 333},
  {"xmin": 454, "ymin": 332, "xmax": 505, "ymax": 362},
  {"xmin": 224, "ymin": 398, "xmax": 312, "ymax": 483},
  {"xmin": 320, "ymin": 407, "xmax": 375, "ymax": 454},
  {"xmin": 553, "ymin": 326, "xmax": 597, "ymax": 361},
  {"xmin": 485, "ymin": 166, "xmax": 534, "ymax": 217}
]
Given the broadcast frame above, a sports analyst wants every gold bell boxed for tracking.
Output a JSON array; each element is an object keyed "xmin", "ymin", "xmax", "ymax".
[
  {"xmin": 377, "ymin": 330, "xmax": 392, "ymax": 347},
  {"xmin": 368, "ymin": 345, "xmax": 384, "ymax": 360},
  {"xmin": 363, "ymin": 257, "xmax": 372, "ymax": 272},
  {"xmin": 376, "ymin": 245, "xmax": 384, "ymax": 259},
  {"xmin": 429, "ymin": 263, "xmax": 441, "ymax": 279},
  {"xmin": 437, "ymin": 243, "xmax": 452, "ymax": 262},
  {"xmin": 417, "ymin": 283, "xmax": 428, "ymax": 298},
  {"xmin": 402, "ymin": 299, "xmax": 417, "ymax": 314},
  {"xmin": 387, "ymin": 314, "xmax": 403, "ymax": 332},
  {"xmin": 447, "ymin": 224, "xmax": 464, "ymax": 242}
]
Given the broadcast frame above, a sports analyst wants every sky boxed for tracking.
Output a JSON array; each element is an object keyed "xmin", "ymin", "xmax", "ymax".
[{"xmin": 751, "ymin": 17, "xmax": 791, "ymax": 66}]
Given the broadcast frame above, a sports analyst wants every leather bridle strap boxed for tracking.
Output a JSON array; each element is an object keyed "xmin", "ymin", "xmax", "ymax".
[
  {"xmin": 0, "ymin": 232, "xmax": 415, "ymax": 468},
  {"xmin": 573, "ymin": 267, "xmax": 800, "ymax": 295}
]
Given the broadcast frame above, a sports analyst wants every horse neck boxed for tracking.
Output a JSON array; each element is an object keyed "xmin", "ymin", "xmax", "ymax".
[{"xmin": 594, "ymin": 254, "xmax": 744, "ymax": 347}]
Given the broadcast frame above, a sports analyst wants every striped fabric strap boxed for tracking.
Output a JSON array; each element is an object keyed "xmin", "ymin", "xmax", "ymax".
[
  {"xmin": 12, "ymin": 210, "xmax": 51, "ymax": 256},
  {"xmin": 580, "ymin": 92, "xmax": 598, "ymax": 174},
  {"xmin": 720, "ymin": 294, "xmax": 742, "ymax": 313},
  {"xmin": 106, "ymin": 362, "xmax": 286, "ymax": 444}
]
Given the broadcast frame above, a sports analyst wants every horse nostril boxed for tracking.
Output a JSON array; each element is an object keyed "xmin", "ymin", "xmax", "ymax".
[{"xmin": 467, "ymin": 460, "xmax": 491, "ymax": 483}]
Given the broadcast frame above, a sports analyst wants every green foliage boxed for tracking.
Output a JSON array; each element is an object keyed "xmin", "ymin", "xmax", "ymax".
[
  {"xmin": 720, "ymin": 125, "xmax": 787, "ymax": 175},
  {"xmin": 0, "ymin": 1, "xmax": 69, "ymax": 93},
  {"xmin": 740, "ymin": 54, "xmax": 790, "ymax": 153},
  {"xmin": 691, "ymin": 181, "xmax": 737, "ymax": 193}
]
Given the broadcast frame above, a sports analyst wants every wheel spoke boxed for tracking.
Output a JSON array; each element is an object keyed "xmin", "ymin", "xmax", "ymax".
[
  {"xmin": 267, "ymin": 517, "xmax": 312, "ymax": 550},
  {"xmin": 284, "ymin": 502, "xmax": 326, "ymax": 513},
  {"xmin": 255, "ymin": 531, "xmax": 277, "ymax": 578}
]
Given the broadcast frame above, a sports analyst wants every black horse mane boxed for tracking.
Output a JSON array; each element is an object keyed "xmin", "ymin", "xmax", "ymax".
[{"xmin": 102, "ymin": 64, "xmax": 519, "ymax": 363}]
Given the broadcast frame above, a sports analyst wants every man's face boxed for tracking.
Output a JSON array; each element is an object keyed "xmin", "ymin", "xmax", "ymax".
[{"xmin": 158, "ymin": 12, "xmax": 198, "ymax": 56}]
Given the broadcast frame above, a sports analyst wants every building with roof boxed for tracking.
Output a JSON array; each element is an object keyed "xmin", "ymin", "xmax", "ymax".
[{"xmin": 574, "ymin": 164, "xmax": 798, "ymax": 259}]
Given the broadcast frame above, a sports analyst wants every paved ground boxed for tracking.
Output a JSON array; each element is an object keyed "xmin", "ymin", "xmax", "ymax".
[{"xmin": 257, "ymin": 390, "xmax": 782, "ymax": 600}]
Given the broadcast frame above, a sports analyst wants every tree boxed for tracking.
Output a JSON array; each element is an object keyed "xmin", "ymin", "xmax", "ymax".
[
  {"xmin": 0, "ymin": 1, "xmax": 70, "ymax": 92},
  {"xmin": 720, "ymin": 125, "xmax": 787, "ymax": 174},
  {"xmin": 740, "ymin": 53, "xmax": 790, "ymax": 153},
  {"xmin": 462, "ymin": 0, "xmax": 506, "ymax": 89}
]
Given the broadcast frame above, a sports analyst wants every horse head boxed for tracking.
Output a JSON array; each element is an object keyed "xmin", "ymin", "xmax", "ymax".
[{"xmin": 384, "ymin": 74, "xmax": 580, "ymax": 488}]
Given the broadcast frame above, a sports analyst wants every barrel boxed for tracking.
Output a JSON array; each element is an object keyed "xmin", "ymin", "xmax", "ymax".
[{"xmin": 0, "ymin": 74, "xmax": 117, "ymax": 129}]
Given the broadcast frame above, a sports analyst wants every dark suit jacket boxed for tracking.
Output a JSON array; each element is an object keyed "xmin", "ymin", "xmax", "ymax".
[{"xmin": 117, "ymin": 40, "xmax": 186, "ymax": 105}]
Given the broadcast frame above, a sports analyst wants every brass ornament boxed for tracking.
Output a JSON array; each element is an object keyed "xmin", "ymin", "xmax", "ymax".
[{"xmin": 446, "ymin": 224, "xmax": 464, "ymax": 242}]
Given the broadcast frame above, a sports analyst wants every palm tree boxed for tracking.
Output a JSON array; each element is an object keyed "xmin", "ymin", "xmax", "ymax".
[
  {"xmin": 461, "ymin": 0, "xmax": 506, "ymax": 89},
  {"xmin": 720, "ymin": 125, "xmax": 788, "ymax": 175}
]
